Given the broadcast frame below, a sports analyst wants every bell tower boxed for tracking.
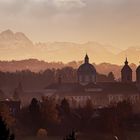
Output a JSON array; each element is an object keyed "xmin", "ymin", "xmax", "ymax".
[{"xmin": 121, "ymin": 58, "xmax": 132, "ymax": 83}]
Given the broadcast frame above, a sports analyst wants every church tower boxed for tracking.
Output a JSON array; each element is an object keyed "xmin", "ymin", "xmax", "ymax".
[
  {"xmin": 121, "ymin": 58, "xmax": 132, "ymax": 83},
  {"xmin": 136, "ymin": 63, "xmax": 140, "ymax": 83},
  {"xmin": 136, "ymin": 63, "xmax": 140, "ymax": 91}
]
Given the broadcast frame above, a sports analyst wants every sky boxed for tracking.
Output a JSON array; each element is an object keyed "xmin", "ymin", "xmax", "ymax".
[{"xmin": 0, "ymin": 0, "xmax": 140, "ymax": 48}]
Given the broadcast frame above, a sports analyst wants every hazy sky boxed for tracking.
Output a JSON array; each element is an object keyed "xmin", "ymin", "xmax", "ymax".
[{"xmin": 1, "ymin": 0, "xmax": 140, "ymax": 48}]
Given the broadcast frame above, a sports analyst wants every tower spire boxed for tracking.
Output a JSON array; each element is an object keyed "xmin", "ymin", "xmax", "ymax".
[
  {"xmin": 125, "ymin": 57, "xmax": 128, "ymax": 65},
  {"xmin": 84, "ymin": 53, "xmax": 89, "ymax": 63}
]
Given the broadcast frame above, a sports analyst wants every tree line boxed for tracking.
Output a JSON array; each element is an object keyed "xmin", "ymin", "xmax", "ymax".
[
  {"xmin": 0, "ymin": 95, "xmax": 136, "ymax": 140},
  {"xmin": 0, "ymin": 67, "xmax": 115, "ymax": 90},
  {"xmin": 17, "ymin": 97, "xmax": 132, "ymax": 140}
]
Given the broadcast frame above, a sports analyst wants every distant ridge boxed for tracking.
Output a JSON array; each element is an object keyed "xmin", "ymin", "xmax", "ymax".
[{"xmin": 0, "ymin": 59, "xmax": 137, "ymax": 80}]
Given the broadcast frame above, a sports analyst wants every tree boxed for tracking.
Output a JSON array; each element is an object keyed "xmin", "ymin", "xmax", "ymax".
[
  {"xmin": 0, "ymin": 89, "xmax": 6, "ymax": 100},
  {"xmin": 12, "ymin": 90, "xmax": 19, "ymax": 101},
  {"xmin": 96, "ymin": 73, "xmax": 108, "ymax": 82},
  {"xmin": 41, "ymin": 97, "xmax": 60, "ymax": 124},
  {"xmin": 29, "ymin": 98, "xmax": 40, "ymax": 115},
  {"xmin": 0, "ymin": 115, "xmax": 15, "ymax": 140},
  {"xmin": 99, "ymin": 101, "xmax": 132, "ymax": 140},
  {"xmin": 75, "ymin": 99, "xmax": 94, "ymax": 130},
  {"xmin": 13, "ymin": 82, "xmax": 23, "ymax": 101},
  {"xmin": 0, "ymin": 103, "xmax": 15, "ymax": 128},
  {"xmin": 60, "ymin": 98, "xmax": 70, "ymax": 115},
  {"xmin": 108, "ymin": 72, "xmax": 115, "ymax": 82},
  {"xmin": 28, "ymin": 98, "xmax": 41, "ymax": 134},
  {"xmin": 117, "ymin": 100, "xmax": 132, "ymax": 121}
]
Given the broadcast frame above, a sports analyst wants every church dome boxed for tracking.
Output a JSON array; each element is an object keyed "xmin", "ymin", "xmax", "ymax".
[
  {"xmin": 77, "ymin": 54, "xmax": 96, "ymax": 75},
  {"xmin": 77, "ymin": 54, "xmax": 96, "ymax": 85},
  {"xmin": 77, "ymin": 63, "xmax": 96, "ymax": 75}
]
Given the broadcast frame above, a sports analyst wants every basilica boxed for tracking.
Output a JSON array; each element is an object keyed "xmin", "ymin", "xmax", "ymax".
[{"xmin": 45, "ymin": 54, "xmax": 140, "ymax": 108}]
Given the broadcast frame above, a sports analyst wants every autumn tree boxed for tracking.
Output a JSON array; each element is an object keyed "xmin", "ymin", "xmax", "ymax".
[
  {"xmin": 0, "ymin": 115, "xmax": 15, "ymax": 140},
  {"xmin": 0, "ymin": 103, "xmax": 15, "ymax": 128},
  {"xmin": 100, "ymin": 100, "xmax": 132, "ymax": 140},
  {"xmin": 41, "ymin": 97, "xmax": 60, "ymax": 125}
]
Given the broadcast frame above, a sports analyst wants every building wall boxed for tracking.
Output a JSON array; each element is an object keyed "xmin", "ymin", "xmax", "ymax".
[
  {"xmin": 78, "ymin": 74, "xmax": 96, "ymax": 85},
  {"xmin": 108, "ymin": 94, "xmax": 140, "ymax": 104}
]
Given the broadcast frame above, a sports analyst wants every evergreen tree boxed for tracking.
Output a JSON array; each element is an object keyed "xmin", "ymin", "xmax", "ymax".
[
  {"xmin": 60, "ymin": 98, "xmax": 70, "ymax": 114},
  {"xmin": 13, "ymin": 82, "xmax": 23, "ymax": 101},
  {"xmin": 29, "ymin": 98, "xmax": 40, "ymax": 115},
  {"xmin": 0, "ymin": 115, "xmax": 15, "ymax": 140},
  {"xmin": 108, "ymin": 72, "xmax": 115, "ymax": 82}
]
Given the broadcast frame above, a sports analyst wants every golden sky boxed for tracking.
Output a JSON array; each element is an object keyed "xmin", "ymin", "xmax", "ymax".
[{"xmin": 1, "ymin": 0, "xmax": 140, "ymax": 48}]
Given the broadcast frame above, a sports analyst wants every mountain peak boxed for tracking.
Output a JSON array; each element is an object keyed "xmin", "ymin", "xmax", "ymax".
[
  {"xmin": 1, "ymin": 29, "xmax": 14, "ymax": 35},
  {"xmin": 0, "ymin": 29, "xmax": 33, "ymax": 45},
  {"xmin": 0, "ymin": 29, "xmax": 14, "ymax": 40}
]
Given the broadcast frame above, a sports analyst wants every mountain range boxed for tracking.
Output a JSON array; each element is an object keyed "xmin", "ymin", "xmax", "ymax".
[{"xmin": 0, "ymin": 29, "xmax": 140, "ymax": 66}]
